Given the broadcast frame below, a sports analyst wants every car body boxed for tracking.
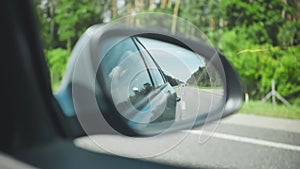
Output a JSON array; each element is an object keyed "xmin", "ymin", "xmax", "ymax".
[{"xmin": 97, "ymin": 36, "xmax": 177, "ymax": 125}]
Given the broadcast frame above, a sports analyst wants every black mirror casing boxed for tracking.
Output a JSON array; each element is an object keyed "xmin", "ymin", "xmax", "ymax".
[{"xmin": 55, "ymin": 25, "xmax": 244, "ymax": 138}]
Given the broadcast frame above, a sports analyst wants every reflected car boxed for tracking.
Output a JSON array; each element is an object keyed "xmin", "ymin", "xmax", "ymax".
[{"xmin": 98, "ymin": 36, "xmax": 179, "ymax": 126}]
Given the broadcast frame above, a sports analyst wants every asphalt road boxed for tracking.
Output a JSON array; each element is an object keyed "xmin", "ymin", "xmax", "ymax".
[
  {"xmin": 175, "ymin": 87, "xmax": 224, "ymax": 120},
  {"xmin": 75, "ymin": 114, "xmax": 300, "ymax": 169},
  {"xmin": 147, "ymin": 119, "xmax": 300, "ymax": 169}
]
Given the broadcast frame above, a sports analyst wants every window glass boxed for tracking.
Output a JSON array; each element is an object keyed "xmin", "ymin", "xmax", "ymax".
[
  {"xmin": 134, "ymin": 38, "xmax": 165, "ymax": 87},
  {"xmin": 100, "ymin": 38, "xmax": 140, "ymax": 91},
  {"xmin": 99, "ymin": 37, "xmax": 154, "ymax": 113}
]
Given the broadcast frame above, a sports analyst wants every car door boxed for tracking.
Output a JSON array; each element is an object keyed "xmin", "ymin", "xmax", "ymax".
[{"xmin": 98, "ymin": 36, "xmax": 177, "ymax": 128}]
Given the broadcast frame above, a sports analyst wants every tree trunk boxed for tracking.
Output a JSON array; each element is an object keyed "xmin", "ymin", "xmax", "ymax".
[
  {"xmin": 171, "ymin": 0, "xmax": 180, "ymax": 34},
  {"xmin": 112, "ymin": 0, "xmax": 117, "ymax": 18}
]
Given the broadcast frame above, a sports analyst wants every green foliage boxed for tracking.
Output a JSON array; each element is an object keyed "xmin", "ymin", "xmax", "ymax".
[
  {"xmin": 277, "ymin": 21, "xmax": 300, "ymax": 46},
  {"xmin": 220, "ymin": 0, "xmax": 286, "ymax": 27},
  {"xmin": 220, "ymin": 28, "xmax": 300, "ymax": 103},
  {"xmin": 34, "ymin": 0, "xmax": 56, "ymax": 49},
  {"xmin": 35, "ymin": 0, "xmax": 300, "ymax": 106},
  {"xmin": 217, "ymin": 0, "xmax": 300, "ymax": 105},
  {"xmin": 55, "ymin": 0, "xmax": 100, "ymax": 49},
  {"xmin": 273, "ymin": 46, "xmax": 300, "ymax": 97},
  {"xmin": 180, "ymin": 0, "xmax": 224, "ymax": 34},
  {"xmin": 220, "ymin": 29, "xmax": 259, "ymax": 97},
  {"xmin": 240, "ymin": 101, "xmax": 300, "ymax": 119},
  {"xmin": 220, "ymin": 0, "xmax": 294, "ymax": 45},
  {"xmin": 46, "ymin": 48, "xmax": 70, "ymax": 91},
  {"xmin": 186, "ymin": 67, "xmax": 210, "ymax": 87}
]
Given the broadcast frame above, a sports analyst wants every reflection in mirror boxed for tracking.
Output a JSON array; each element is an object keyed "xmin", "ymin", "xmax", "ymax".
[
  {"xmin": 137, "ymin": 37, "xmax": 225, "ymax": 121},
  {"xmin": 97, "ymin": 36, "xmax": 225, "ymax": 132}
]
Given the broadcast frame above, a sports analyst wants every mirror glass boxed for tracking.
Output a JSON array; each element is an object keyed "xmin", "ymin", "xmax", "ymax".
[{"xmin": 98, "ymin": 36, "xmax": 225, "ymax": 132}]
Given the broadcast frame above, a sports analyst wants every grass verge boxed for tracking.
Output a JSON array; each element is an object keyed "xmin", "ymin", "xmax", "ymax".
[{"xmin": 239, "ymin": 101, "xmax": 300, "ymax": 120}]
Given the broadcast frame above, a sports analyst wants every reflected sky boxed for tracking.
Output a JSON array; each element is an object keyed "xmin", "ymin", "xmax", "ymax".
[{"xmin": 137, "ymin": 37, "xmax": 206, "ymax": 82}]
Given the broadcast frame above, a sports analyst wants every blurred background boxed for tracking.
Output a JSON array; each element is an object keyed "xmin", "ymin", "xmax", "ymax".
[{"xmin": 34, "ymin": 0, "xmax": 300, "ymax": 120}]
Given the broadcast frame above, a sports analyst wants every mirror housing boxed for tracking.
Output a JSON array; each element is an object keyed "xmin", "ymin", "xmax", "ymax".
[{"xmin": 55, "ymin": 24, "xmax": 244, "ymax": 137}]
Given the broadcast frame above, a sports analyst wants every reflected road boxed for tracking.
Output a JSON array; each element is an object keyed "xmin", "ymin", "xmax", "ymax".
[{"xmin": 175, "ymin": 87, "xmax": 224, "ymax": 120}]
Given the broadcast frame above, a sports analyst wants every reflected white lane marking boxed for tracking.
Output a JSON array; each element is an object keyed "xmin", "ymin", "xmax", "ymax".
[
  {"xmin": 180, "ymin": 101, "xmax": 186, "ymax": 110},
  {"xmin": 186, "ymin": 130, "xmax": 300, "ymax": 152}
]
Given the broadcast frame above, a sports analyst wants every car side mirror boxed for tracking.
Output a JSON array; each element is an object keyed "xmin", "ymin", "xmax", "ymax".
[{"xmin": 55, "ymin": 24, "xmax": 244, "ymax": 137}]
